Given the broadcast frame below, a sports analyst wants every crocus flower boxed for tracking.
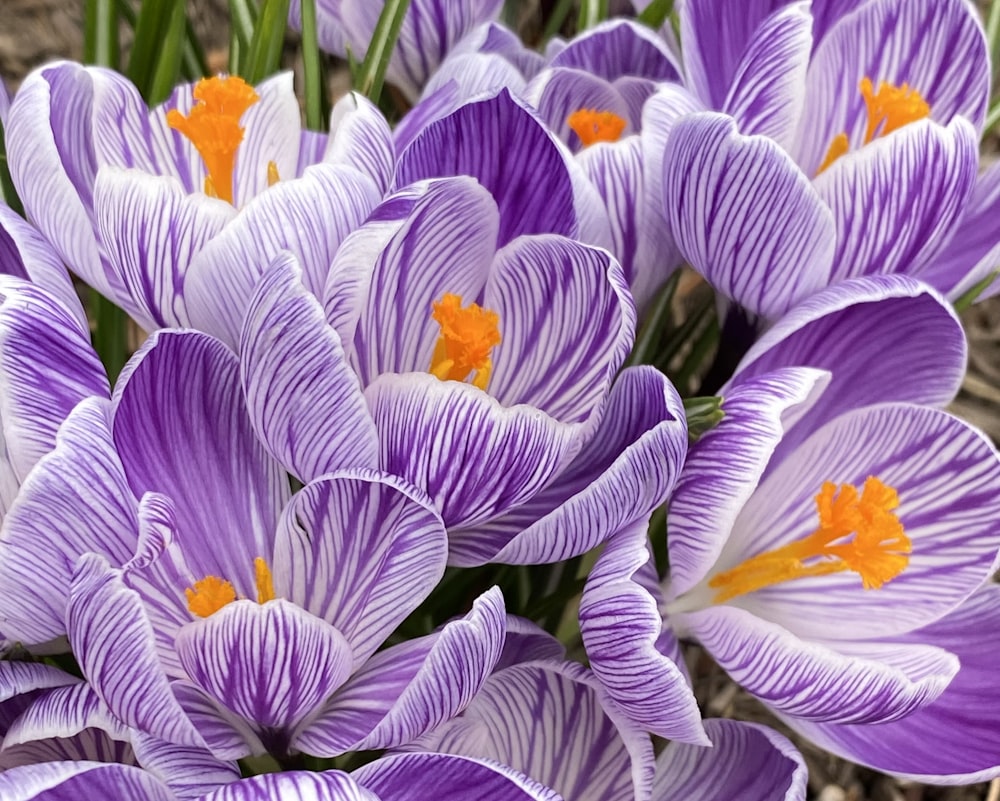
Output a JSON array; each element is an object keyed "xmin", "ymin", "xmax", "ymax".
[
  {"xmin": 404, "ymin": 623, "xmax": 808, "ymax": 801},
  {"xmin": 293, "ymin": 0, "xmax": 503, "ymax": 102},
  {"xmin": 662, "ymin": 0, "xmax": 992, "ymax": 316},
  {"xmin": 240, "ymin": 179, "xmax": 687, "ymax": 566},
  {"xmin": 5, "ymin": 63, "xmax": 383, "ymax": 333},
  {"xmin": 0, "ymin": 326, "xmax": 504, "ymax": 761},
  {"xmin": 579, "ymin": 276, "xmax": 1000, "ymax": 767}
]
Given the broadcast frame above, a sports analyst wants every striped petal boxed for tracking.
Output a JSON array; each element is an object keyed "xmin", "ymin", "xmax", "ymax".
[
  {"xmin": 549, "ymin": 19, "xmax": 681, "ymax": 83},
  {"xmin": 294, "ymin": 587, "xmax": 505, "ymax": 756},
  {"xmin": 813, "ymin": 119, "xmax": 978, "ymax": 285},
  {"xmin": 663, "ymin": 113, "xmax": 835, "ymax": 319},
  {"xmin": 685, "ymin": 604, "xmax": 957, "ymax": 722},
  {"xmin": 176, "ymin": 600, "xmax": 354, "ymax": 754},
  {"xmin": 525, "ymin": 69, "xmax": 634, "ymax": 151},
  {"xmin": 273, "ymin": 471, "xmax": 447, "ymax": 663},
  {"xmin": 0, "ymin": 398, "xmax": 137, "ymax": 645},
  {"xmin": 580, "ymin": 522, "xmax": 708, "ymax": 745},
  {"xmin": 394, "ymin": 90, "xmax": 578, "ymax": 247},
  {"xmin": 111, "ymin": 330, "xmax": 288, "ymax": 591},
  {"xmin": 202, "ymin": 771, "xmax": 378, "ymax": 801},
  {"xmin": 185, "ymin": 164, "xmax": 380, "ymax": 348},
  {"xmin": 325, "ymin": 92, "xmax": 395, "ymax": 195},
  {"xmin": 0, "ymin": 762, "xmax": 174, "ymax": 801},
  {"xmin": 653, "ymin": 718, "xmax": 807, "ymax": 801},
  {"xmin": 240, "ymin": 253, "xmax": 378, "ymax": 482},
  {"xmin": 666, "ymin": 368, "xmax": 828, "ymax": 596},
  {"xmin": 366, "ymin": 372, "xmax": 581, "ymax": 530}
]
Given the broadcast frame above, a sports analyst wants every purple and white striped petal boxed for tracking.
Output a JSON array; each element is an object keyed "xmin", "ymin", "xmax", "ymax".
[
  {"xmin": 681, "ymin": 604, "xmax": 956, "ymax": 723},
  {"xmin": 663, "ymin": 113, "xmax": 835, "ymax": 319},
  {"xmin": 240, "ymin": 254, "xmax": 378, "ymax": 481},
  {"xmin": 796, "ymin": 0, "xmax": 990, "ymax": 173},
  {"xmin": 731, "ymin": 275, "xmax": 966, "ymax": 462},
  {"xmin": 721, "ymin": 403, "xmax": 1000, "ymax": 640},
  {"xmin": 580, "ymin": 522, "xmax": 708, "ymax": 745},
  {"xmin": 0, "ymin": 398, "xmax": 137, "ymax": 645},
  {"xmin": 355, "ymin": 752, "xmax": 561, "ymax": 801},
  {"xmin": 0, "ymin": 761, "xmax": 175, "ymax": 801},
  {"xmin": 0, "ymin": 278, "xmax": 109, "ymax": 483},
  {"xmin": 549, "ymin": 19, "xmax": 681, "ymax": 83},
  {"xmin": 68, "ymin": 553, "xmax": 205, "ymax": 748},
  {"xmin": 94, "ymin": 168, "xmax": 236, "ymax": 330},
  {"xmin": 666, "ymin": 368, "xmax": 828, "ymax": 596},
  {"xmin": 130, "ymin": 732, "xmax": 241, "ymax": 800},
  {"xmin": 2, "ymin": 682, "xmax": 127, "ymax": 749},
  {"xmin": 453, "ymin": 367, "xmax": 686, "ymax": 566},
  {"xmin": 485, "ymin": 234, "xmax": 634, "ymax": 423},
  {"xmin": 185, "ymin": 164, "xmax": 381, "ymax": 347},
  {"xmin": 294, "ymin": 587, "xmax": 505, "ymax": 756},
  {"xmin": 395, "ymin": 90, "xmax": 579, "ymax": 247},
  {"xmin": 784, "ymin": 584, "xmax": 1000, "ymax": 784},
  {"xmin": 813, "ymin": 119, "xmax": 978, "ymax": 285},
  {"xmin": 495, "ymin": 617, "xmax": 566, "ymax": 670},
  {"xmin": 111, "ymin": 330, "xmax": 288, "ymax": 591},
  {"xmin": 721, "ymin": 2, "xmax": 810, "ymax": 151},
  {"xmin": 170, "ymin": 682, "xmax": 266, "ymax": 761},
  {"xmin": 0, "ymin": 203, "xmax": 87, "ymax": 328},
  {"xmin": 423, "ymin": 52, "xmax": 529, "ymax": 103},
  {"xmin": 176, "ymin": 600, "xmax": 354, "ymax": 754},
  {"xmin": 366, "ymin": 372, "xmax": 581, "ymax": 530},
  {"xmin": 273, "ymin": 471, "xmax": 447, "ymax": 663},
  {"xmin": 409, "ymin": 660, "xmax": 654, "ymax": 801},
  {"xmin": 333, "ymin": 177, "xmax": 498, "ymax": 385},
  {"xmin": 653, "ymin": 718, "xmax": 807, "ymax": 801},
  {"xmin": 525, "ymin": 69, "xmax": 634, "ymax": 150},
  {"xmin": 325, "ymin": 92, "xmax": 395, "ymax": 195},
  {"xmin": 202, "ymin": 771, "xmax": 378, "ymax": 801}
]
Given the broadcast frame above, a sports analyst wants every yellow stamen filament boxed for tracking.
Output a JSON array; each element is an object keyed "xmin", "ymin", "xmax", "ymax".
[
  {"xmin": 816, "ymin": 78, "xmax": 930, "ymax": 175},
  {"xmin": 185, "ymin": 575, "xmax": 237, "ymax": 619},
  {"xmin": 708, "ymin": 476, "xmax": 910, "ymax": 604},
  {"xmin": 566, "ymin": 109, "xmax": 627, "ymax": 147},
  {"xmin": 429, "ymin": 293, "xmax": 502, "ymax": 391},
  {"xmin": 254, "ymin": 557, "xmax": 275, "ymax": 604},
  {"xmin": 267, "ymin": 160, "xmax": 281, "ymax": 187},
  {"xmin": 185, "ymin": 557, "xmax": 277, "ymax": 618},
  {"xmin": 166, "ymin": 76, "xmax": 260, "ymax": 204}
]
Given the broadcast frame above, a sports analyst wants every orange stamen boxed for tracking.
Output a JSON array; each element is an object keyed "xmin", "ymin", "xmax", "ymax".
[
  {"xmin": 566, "ymin": 109, "xmax": 627, "ymax": 147},
  {"xmin": 184, "ymin": 557, "xmax": 278, "ymax": 617},
  {"xmin": 166, "ymin": 76, "xmax": 259, "ymax": 204},
  {"xmin": 816, "ymin": 132, "xmax": 849, "ymax": 176},
  {"xmin": 429, "ymin": 293, "xmax": 502, "ymax": 391},
  {"xmin": 708, "ymin": 476, "xmax": 910, "ymax": 603}
]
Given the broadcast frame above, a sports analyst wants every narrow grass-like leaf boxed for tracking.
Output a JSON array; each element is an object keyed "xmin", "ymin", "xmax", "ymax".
[
  {"xmin": 299, "ymin": 0, "xmax": 327, "ymax": 130},
  {"xmin": 637, "ymin": 0, "xmax": 673, "ymax": 29},
  {"xmin": 0, "ymin": 121, "xmax": 24, "ymax": 216},
  {"xmin": 542, "ymin": 0, "xmax": 575, "ymax": 42},
  {"xmin": 954, "ymin": 269, "xmax": 1000, "ymax": 312},
  {"xmin": 91, "ymin": 291, "xmax": 131, "ymax": 383},
  {"xmin": 147, "ymin": 0, "xmax": 188, "ymax": 104},
  {"xmin": 242, "ymin": 0, "xmax": 292, "ymax": 84},
  {"xmin": 84, "ymin": 0, "xmax": 120, "ymax": 67},
  {"xmin": 627, "ymin": 271, "xmax": 681, "ymax": 367},
  {"xmin": 128, "ymin": 0, "xmax": 185, "ymax": 101},
  {"xmin": 115, "ymin": 0, "xmax": 206, "ymax": 82},
  {"xmin": 228, "ymin": 0, "xmax": 258, "ymax": 75},
  {"xmin": 576, "ymin": 0, "xmax": 608, "ymax": 32},
  {"xmin": 356, "ymin": 0, "xmax": 411, "ymax": 101}
]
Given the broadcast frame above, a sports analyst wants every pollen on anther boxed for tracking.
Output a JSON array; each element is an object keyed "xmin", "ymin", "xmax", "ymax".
[
  {"xmin": 185, "ymin": 575, "xmax": 237, "ymax": 618},
  {"xmin": 429, "ymin": 293, "xmax": 502, "ymax": 391},
  {"xmin": 566, "ymin": 108, "xmax": 627, "ymax": 147}
]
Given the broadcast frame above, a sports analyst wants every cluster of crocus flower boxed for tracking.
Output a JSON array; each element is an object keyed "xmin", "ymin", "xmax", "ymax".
[{"xmin": 0, "ymin": 0, "xmax": 998, "ymax": 798}]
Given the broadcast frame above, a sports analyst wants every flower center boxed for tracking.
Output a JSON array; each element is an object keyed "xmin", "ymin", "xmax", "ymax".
[
  {"xmin": 185, "ymin": 557, "xmax": 276, "ymax": 618},
  {"xmin": 566, "ymin": 109, "xmax": 627, "ymax": 147},
  {"xmin": 707, "ymin": 476, "xmax": 910, "ymax": 604},
  {"xmin": 817, "ymin": 78, "xmax": 930, "ymax": 174},
  {"xmin": 166, "ymin": 76, "xmax": 260, "ymax": 204},
  {"xmin": 429, "ymin": 293, "xmax": 502, "ymax": 391}
]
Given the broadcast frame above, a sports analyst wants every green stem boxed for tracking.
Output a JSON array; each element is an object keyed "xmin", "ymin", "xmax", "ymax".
[
  {"xmin": 299, "ymin": 0, "xmax": 327, "ymax": 130},
  {"xmin": 356, "ymin": 0, "xmax": 411, "ymax": 102},
  {"xmin": 91, "ymin": 291, "xmax": 130, "ymax": 383},
  {"xmin": 637, "ymin": 0, "xmax": 673, "ymax": 28},
  {"xmin": 576, "ymin": 0, "xmax": 609, "ymax": 31},
  {"xmin": 627, "ymin": 271, "xmax": 680, "ymax": 366},
  {"xmin": 542, "ymin": 0, "xmax": 575, "ymax": 42},
  {"xmin": 84, "ymin": 0, "xmax": 120, "ymax": 67},
  {"xmin": 243, "ymin": 0, "xmax": 293, "ymax": 85},
  {"xmin": 228, "ymin": 0, "xmax": 258, "ymax": 75}
]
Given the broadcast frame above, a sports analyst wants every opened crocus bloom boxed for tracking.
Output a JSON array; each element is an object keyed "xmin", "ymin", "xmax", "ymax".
[
  {"xmin": 239, "ymin": 177, "xmax": 688, "ymax": 567},
  {"xmin": 4, "ymin": 64, "xmax": 385, "ymax": 335},
  {"xmin": 659, "ymin": 0, "xmax": 995, "ymax": 316},
  {"xmin": 580, "ymin": 277, "xmax": 1000, "ymax": 781}
]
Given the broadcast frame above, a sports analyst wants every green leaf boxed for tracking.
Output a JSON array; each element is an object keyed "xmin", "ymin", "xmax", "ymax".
[
  {"xmin": 147, "ymin": 0, "xmax": 188, "ymax": 105},
  {"xmin": 242, "ymin": 0, "xmax": 292, "ymax": 85},
  {"xmin": 228, "ymin": 0, "xmax": 258, "ymax": 75},
  {"xmin": 627, "ymin": 271, "xmax": 681, "ymax": 367},
  {"xmin": 576, "ymin": 0, "xmax": 609, "ymax": 31},
  {"xmin": 128, "ymin": 0, "xmax": 186, "ymax": 102},
  {"xmin": 683, "ymin": 395, "xmax": 724, "ymax": 442},
  {"xmin": 84, "ymin": 0, "xmax": 120, "ymax": 68},
  {"xmin": 355, "ymin": 0, "xmax": 412, "ymax": 102},
  {"xmin": 114, "ymin": 0, "xmax": 206, "ymax": 83},
  {"xmin": 298, "ymin": 0, "xmax": 328, "ymax": 130},
  {"xmin": 91, "ymin": 290, "xmax": 131, "ymax": 384},
  {"xmin": 637, "ymin": 0, "xmax": 673, "ymax": 29},
  {"xmin": 954, "ymin": 269, "xmax": 1000, "ymax": 312},
  {"xmin": 0, "ymin": 120, "xmax": 24, "ymax": 216},
  {"xmin": 542, "ymin": 0, "xmax": 574, "ymax": 42}
]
